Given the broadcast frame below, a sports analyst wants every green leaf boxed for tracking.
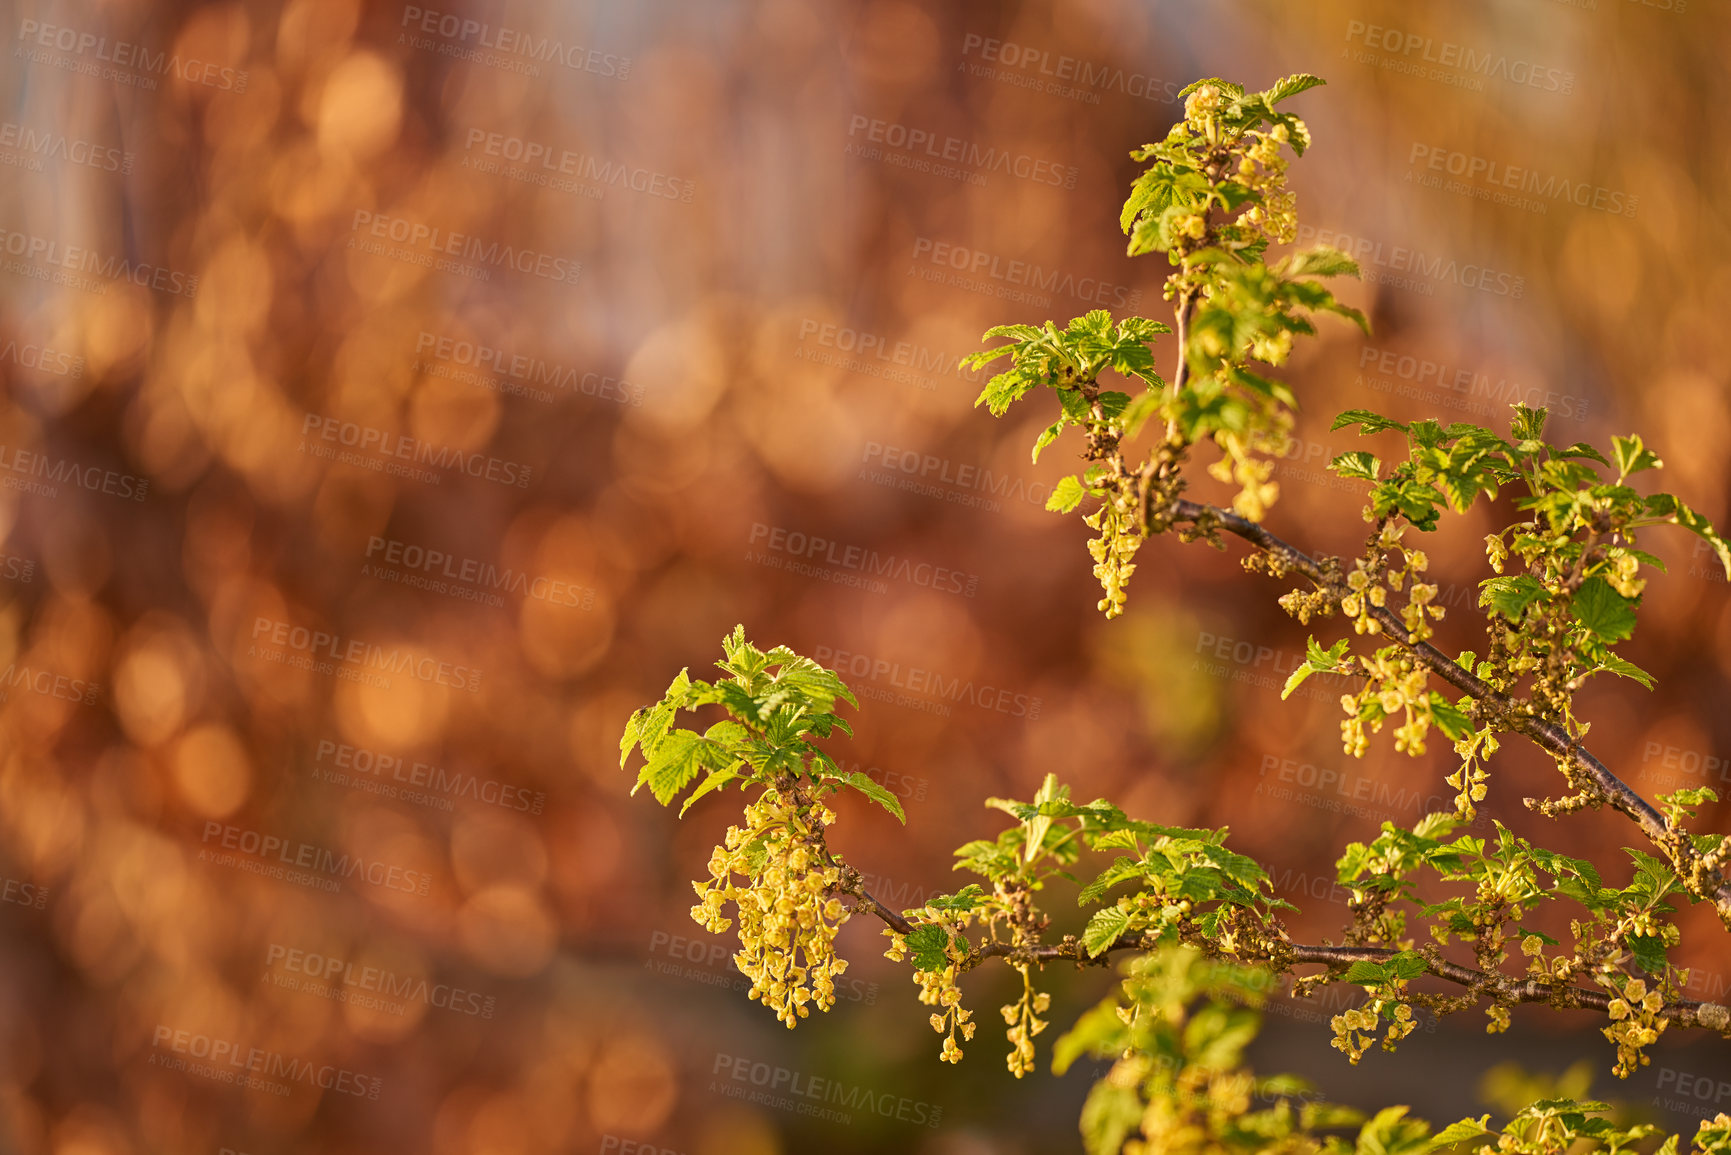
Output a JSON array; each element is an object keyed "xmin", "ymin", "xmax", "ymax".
[
  {"xmin": 1591, "ymin": 654, "xmax": 1655, "ymax": 690},
  {"xmin": 920, "ymin": 884, "xmax": 987, "ymax": 913},
  {"xmin": 1509, "ymin": 405, "xmax": 1548, "ymax": 443},
  {"xmin": 1344, "ymin": 960, "xmax": 1388, "ymax": 984},
  {"xmin": 1032, "ymin": 419, "xmax": 1066, "ymax": 463},
  {"xmin": 1428, "ymin": 694, "xmax": 1475, "ymax": 742},
  {"xmin": 1047, "ymin": 475, "xmax": 1088, "ymax": 514},
  {"xmin": 1350, "ymin": 1101, "xmax": 1433, "ymax": 1155},
  {"xmin": 841, "ymin": 770, "xmax": 906, "ymax": 823},
  {"xmin": 1078, "ymin": 1082, "xmax": 1143, "ymax": 1155},
  {"xmin": 1330, "ymin": 451, "xmax": 1381, "ymax": 482},
  {"xmin": 1626, "ymin": 931, "xmax": 1668, "ymax": 975},
  {"xmin": 1612, "ymin": 434, "xmax": 1662, "ymax": 478},
  {"xmin": 1356, "ymin": 1105, "xmax": 1433, "ymax": 1155},
  {"xmin": 904, "ymin": 924, "xmax": 951, "ymax": 971},
  {"xmin": 634, "ymin": 730, "xmax": 731, "ymax": 806},
  {"xmin": 679, "ymin": 763, "xmax": 743, "ymax": 817},
  {"xmin": 1266, "ymin": 73, "xmax": 1327, "ymax": 104},
  {"xmin": 1428, "ymin": 1116, "xmax": 1494, "ymax": 1150},
  {"xmin": 1645, "ymin": 492, "xmax": 1731, "ymax": 579},
  {"xmin": 1479, "ymin": 575, "xmax": 1547, "ymax": 622},
  {"xmin": 1283, "ymin": 244, "xmax": 1359, "ymax": 279},
  {"xmin": 1570, "ymin": 576, "xmax": 1637, "ymax": 643},
  {"xmin": 1332, "ymin": 409, "xmax": 1410, "ymax": 436},
  {"xmin": 1283, "ymin": 636, "xmax": 1351, "ymax": 699},
  {"xmin": 1082, "ymin": 906, "xmax": 1132, "ymax": 957}
]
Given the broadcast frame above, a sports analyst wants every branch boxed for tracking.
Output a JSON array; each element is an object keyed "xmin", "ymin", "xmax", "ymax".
[
  {"xmin": 840, "ymin": 889, "xmax": 1730, "ymax": 1031},
  {"xmin": 1167, "ymin": 497, "xmax": 1731, "ymax": 923}
]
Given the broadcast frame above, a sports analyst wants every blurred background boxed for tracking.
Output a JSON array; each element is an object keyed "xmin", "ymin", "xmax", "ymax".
[{"xmin": 2, "ymin": 0, "xmax": 1730, "ymax": 1151}]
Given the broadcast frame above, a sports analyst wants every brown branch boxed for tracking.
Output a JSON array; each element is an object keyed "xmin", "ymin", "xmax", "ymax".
[
  {"xmin": 1167, "ymin": 496, "xmax": 1731, "ymax": 923},
  {"xmin": 842, "ymin": 896, "xmax": 1729, "ymax": 1031}
]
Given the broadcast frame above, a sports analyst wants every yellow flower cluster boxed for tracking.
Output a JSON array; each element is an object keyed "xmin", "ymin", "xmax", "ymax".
[
  {"xmin": 1602, "ymin": 977, "xmax": 1667, "ymax": 1076},
  {"xmin": 884, "ymin": 928, "xmax": 976, "ymax": 1063},
  {"xmin": 1085, "ymin": 498, "xmax": 1143, "ymax": 619},
  {"xmin": 1000, "ymin": 963, "xmax": 1051, "ymax": 1078},
  {"xmin": 1237, "ymin": 124, "xmax": 1300, "ymax": 246},
  {"xmin": 1329, "ymin": 999, "xmax": 1415, "ymax": 1063},
  {"xmin": 691, "ymin": 789, "xmax": 850, "ymax": 1028}
]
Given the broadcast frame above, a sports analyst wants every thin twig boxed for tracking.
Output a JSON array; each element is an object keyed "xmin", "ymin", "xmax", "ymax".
[{"xmin": 1165, "ymin": 496, "xmax": 1731, "ymax": 922}]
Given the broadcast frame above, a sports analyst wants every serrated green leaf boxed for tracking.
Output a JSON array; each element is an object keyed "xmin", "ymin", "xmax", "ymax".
[
  {"xmin": 1331, "ymin": 451, "xmax": 1380, "ymax": 482},
  {"xmin": 1570, "ymin": 576, "xmax": 1637, "ymax": 643},
  {"xmin": 1626, "ymin": 931, "xmax": 1669, "ymax": 975},
  {"xmin": 1479, "ymin": 575, "xmax": 1547, "ymax": 621},
  {"xmin": 635, "ymin": 729, "xmax": 731, "ymax": 805},
  {"xmin": 1592, "ymin": 654, "xmax": 1655, "ymax": 690},
  {"xmin": 1283, "ymin": 244, "xmax": 1358, "ymax": 279},
  {"xmin": 1344, "ymin": 960, "xmax": 1388, "ymax": 984},
  {"xmin": 1082, "ymin": 906, "xmax": 1131, "ymax": 957},
  {"xmin": 1032, "ymin": 419, "xmax": 1066, "ymax": 463},
  {"xmin": 1267, "ymin": 73, "xmax": 1327, "ymax": 104},
  {"xmin": 679, "ymin": 763, "xmax": 743, "ymax": 817},
  {"xmin": 904, "ymin": 924, "xmax": 951, "ymax": 971},
  {"xmin": 1612, "ymin": 433, "xmax": 1662, "ymax": 478},
  {"xmin": 841, "ymin": 770, "xmax": 906, "ymax": 823},
  {"xmin": 1428, "ymin": 1116, "xmax": 1493, "ymax": 1150},
  {"xmin": 1047, "ymin": 475, "xmax": 1088, "ymax": 514},
  {"xmin": 1332, "ymin": 409, "xmax": 1410, "ymax": 436}
]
